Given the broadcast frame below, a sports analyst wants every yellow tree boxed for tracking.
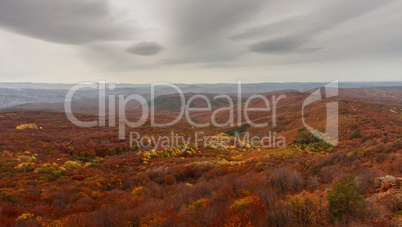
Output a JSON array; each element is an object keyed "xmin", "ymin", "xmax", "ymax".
[{"xmin": 286, "ymin": 190, "xmax": 328, "ymax": 226}]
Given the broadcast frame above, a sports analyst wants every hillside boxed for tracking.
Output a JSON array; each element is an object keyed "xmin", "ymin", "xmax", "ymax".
[{"xmin": 0, "ymin": 86, "xmax": 401, "ymax": 226}]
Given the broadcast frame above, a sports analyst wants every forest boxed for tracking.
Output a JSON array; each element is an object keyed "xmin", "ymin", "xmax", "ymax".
[{"xmin": 0, "ymin": 88, "xmax": 401, "ymax": 226}]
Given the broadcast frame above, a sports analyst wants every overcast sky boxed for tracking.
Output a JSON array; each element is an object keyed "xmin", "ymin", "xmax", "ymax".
[{"xmin": 0, "ymin": 0, "xmax": 401, "ymax": 83}]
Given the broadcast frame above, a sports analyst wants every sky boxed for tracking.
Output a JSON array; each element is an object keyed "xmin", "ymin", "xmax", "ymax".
[{"xmin": 0, "ymin": 0, "xmax": 401, "ymax": 84}]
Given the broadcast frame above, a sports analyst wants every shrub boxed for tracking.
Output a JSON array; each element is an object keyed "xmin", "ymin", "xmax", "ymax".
[
  {"xmin": 88, "ymin": 163, "xmax": 103, "ymax": 168},
  {"xmin": 164, "ymin": 174, "xmax": 176, "ymax": 185},
  {"xmin": 225, "ymin": 124, "xmax": 250, "ymax": 137},
  {"xmin": 271, "ymin": 167, "xmax": 304, "ymax": 193},
  {"xmin": 294, "ymin": 133, "xmax": 321, "ymax": 145},
  {"xmin": 65, "ymin": 161, "xmax": 81, "ymax": 168},
  {"xmin": 16, "ymin": 124, "xmax": 40, "ymax": 130},
  {"xmin": 38, "ymin": 167, "xmax": 55, "ymax": 174},
  {"xmin": 319, "ymin": 166, "xmax": 346, "ymax": 184},
  {"xmin": 350, "ymin": 129, "xmax": 362, "ymax": 140},
  {"xmin": 293, "ymin": 133, "xmax": 333, "ymax": 153},
  {"xmin": 190, "ymin": 199, "xmax": 209, "ymax": 211},
  {"xmin": 286, "ymin": 190, "xmax": 328, "ymax": 226},
  {"xmin": 26, "ymin": 163, "xmax": 35, "ymax": 172},
  {"xmin": 16, "ymin": 212, "xmax": 34, "ymax": 221},
  {"xmin": 382, "ymin": 193, "xmax": 402, "ymax": 212},
  {"xmin": 213, "ymin": 184, "xmax": 236, "ymax": 203},
  {"xmin": 132, "ymin": 187, "xmax": 144, "ymax": 196},
  {"xmin": 1, "ymin": 192, "xmax": 17, "ymax": 203},
  {"xmin": 53, "ymin": 170, "xmax": 62, "ymax": 179},
  {"xmin": 375, "ymin": 153, "xmax": 389, "ymax": 163},
  {"xmin": 72, "ymin": 175, "xmax": 85, "ymax": 181},
  {"xmin": 355, "ymin": 169, "xmax": 380, "ymax": 191},
  {"xmin": 226, "ymin": 196, "xmax": 265, "ymax": 226}
]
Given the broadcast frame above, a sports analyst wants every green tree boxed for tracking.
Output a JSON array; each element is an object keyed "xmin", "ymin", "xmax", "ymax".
[{"xmin": 327, "ymin": 176, "xmax": 365, "ymax": 224}]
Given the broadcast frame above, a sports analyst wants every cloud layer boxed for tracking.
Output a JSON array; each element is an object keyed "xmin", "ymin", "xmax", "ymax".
[
  {"xmin": 0, "ymin": 0, "xmax": 139, "ymax": 44},
  {"xmin": 0, "ymin": 0, "xmax": 401, "ymax": 83},
  {"xmin": 126, "ymin": 42, "xmax": 163, "ymax": 56}
]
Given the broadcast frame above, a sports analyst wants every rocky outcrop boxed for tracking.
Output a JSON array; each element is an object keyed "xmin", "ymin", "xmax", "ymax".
[{"xmin": 375, "ymin": 175, "xmax": 401, "ymax": 192}]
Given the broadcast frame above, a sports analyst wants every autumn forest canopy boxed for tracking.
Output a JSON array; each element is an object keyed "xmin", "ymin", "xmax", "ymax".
[{"xmin": 0, "ymin": 85, "xmax": 401, "ymax": 226}]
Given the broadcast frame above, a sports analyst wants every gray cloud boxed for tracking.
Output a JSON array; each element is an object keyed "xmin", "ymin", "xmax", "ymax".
[
  {"xmin": 126, "ymin": 42, "xmax": 163, "ymax": 56},
  {"xmin": 249, "ymin": 36, "xmax": 315, "ymax": 54},
  {"xmin": 0, "ymin": 0, "xmax": 139, "ymax": 44},
  {"xmin": 230, "ymin": 17, "xmax": 308, "ymax": 41},
  {"xmin": 0, "ymin": 0, "xmax": 402, "ymax": 82},
  {"xmin": 171, "ymin": 0, "xmax": 264, "ymax": 46},
  {"xmin": 163, "ymin": 0, "xmax": 265, "ymax": 64},
  {"xmin": 313, "ymin": 0, "xmax": 397, "ymax": 28},
  {"xmin": 245, "ymin": 0, "xmax": 397, "ymax": 54},
  {"xmin": 80, "ymin": 43, "xmax": 142, "ymax": 72}
]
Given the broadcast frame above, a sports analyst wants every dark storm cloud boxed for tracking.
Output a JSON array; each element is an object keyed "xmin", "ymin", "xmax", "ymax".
[
  {"xmin": 126, "ymin": 42, "xmax": 163, "ymax": 56},
  {"xmin": 0, "ymin": 0, "xmax": 138, "ymax": 44}
]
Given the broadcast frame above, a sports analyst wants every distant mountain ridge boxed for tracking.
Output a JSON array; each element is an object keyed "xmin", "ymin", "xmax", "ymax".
[
  {"xmin": 0, "ymin": 82, "xmax": 401, "ymax": 109},
  {"xmin": 1, "ymin": 81, "xmax": 401, "ymax": 90}
]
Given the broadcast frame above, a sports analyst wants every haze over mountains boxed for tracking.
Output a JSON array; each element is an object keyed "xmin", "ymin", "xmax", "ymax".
[{"xmin": 1, "ymin": 81, "xmax": 401, "ymax": 110}]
